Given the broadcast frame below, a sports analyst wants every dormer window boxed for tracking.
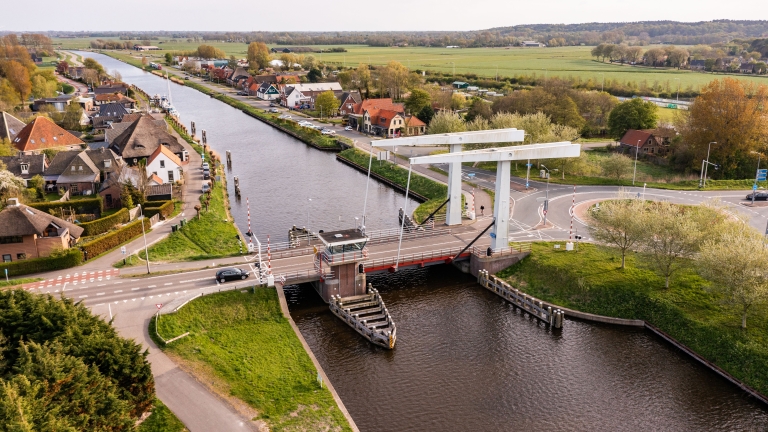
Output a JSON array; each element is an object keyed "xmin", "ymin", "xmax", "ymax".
[
  {"xmin": 30, "ymin": 139, "xmax": 35, "ymax": 144},
  {"xmin": 40, "ymin": 138, "xmax": 46, "ymax": 143},
  {"xmin": 53, "ymin": 136, "xmax": 58, "ymax": 141},
  {"xmin": 104, "ymin": 160, "xmax": 111, "ymax": 168},
  {"xmin": 20, "ymin": 163, "xmax": 29, "ymax": 174}
]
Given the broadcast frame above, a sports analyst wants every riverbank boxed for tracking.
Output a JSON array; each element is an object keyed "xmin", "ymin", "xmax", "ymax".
[
  {"xmin": 497, "ymin": 242, "xmax": 768, "ymax": 400},
  {"xmin": 150, "ymin": 288, "xmax": 353, "ymax": 431},
  {"xmin": 338, "ymin": 148, "xmax": 451, "ymax": 223}
]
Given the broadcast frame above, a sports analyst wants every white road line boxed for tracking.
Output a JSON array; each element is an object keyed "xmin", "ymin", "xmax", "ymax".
[
  {"xmin": 114, "ymin": 290, "xmax": 123, "ymax": 293},
  {"xmin": 114, "ymin": 281, "xmax": 122, "ymax": 284},
  {"xmin": 98, "ymin": 284, "xmax": 106, "ymax": 286},
  {"xmin": 148, "ymin": 285, "xmax": 156, "ymax": 288},
  {"xmin": 79, "ymin": 295, "xmax": 87, "ymax": 298},
  {"xmin": 164, "ymin": 283, "xmax": 173, "ymax": 286},
  {"xmin": 131, "ymin": 287, "xmax": 140, "ymax": 291},
  {"xmin": 96, "ymin": 293, "xmax": 105, "ymax": 296}
]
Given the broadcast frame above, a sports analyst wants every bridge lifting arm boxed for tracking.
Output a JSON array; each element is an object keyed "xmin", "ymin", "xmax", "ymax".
[
  {"xmin": 452, "ymin": 220, "xmax": 495, "ymax": 262},
  {"xmin": 419, "ymin": 198, "xmax": 450, "ymax": 225}
]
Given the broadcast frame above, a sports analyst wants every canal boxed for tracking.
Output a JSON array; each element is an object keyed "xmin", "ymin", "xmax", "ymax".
[{"xmin": 82, "ymin": 51, "xmax": 768, "ymax": 431}]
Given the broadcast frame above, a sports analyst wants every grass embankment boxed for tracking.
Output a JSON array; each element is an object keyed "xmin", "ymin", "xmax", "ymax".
[
  {"xmin": 0, "ymin": 278, "xmax": 43, "ymax": 289},
  {"xmin": 183, "ymin": 80, "xmax": 344, "ymax": 150},
  {"xmin": 498, "ymin": 242, "xmax": 768, "ymax": 396},
  {"xmin": 339, "ymin": 148, "xmax": 452, "ymax": 223},
  {"xmin": 138, "ymin": 123, "xmax": 241, "ymax": 262},
  {"xmin": 138, "ymin": 398, "xmax": 187, "ymax": 432},
  {"xmin": 150, "ymin": 289, "xmax": 352, "ymax": 431}
]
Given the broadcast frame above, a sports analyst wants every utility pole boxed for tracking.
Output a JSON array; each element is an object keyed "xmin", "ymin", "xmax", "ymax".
[
  {"xmin": 699, "ymin": 141, "xmax": 717, "ymax": 188},
  {"xmin": 541, "ymin": 165, "xmax": 551, "ymax": 227},
  {"xmin": 632, "ymin": 140, "xmax": 640, "ymax": 186}
]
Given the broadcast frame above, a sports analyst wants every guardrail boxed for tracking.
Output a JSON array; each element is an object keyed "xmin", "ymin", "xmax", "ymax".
[
  {"xmin": 471, "ymin": 242, "xmax": 532, "ymax": 258},
  {"xmin": 362, "ymin": 246, "xmax": 468, "ymax": 271}
]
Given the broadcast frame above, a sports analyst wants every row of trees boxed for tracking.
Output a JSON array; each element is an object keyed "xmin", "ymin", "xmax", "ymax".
[
  {"xmin": 589, "ymin": 198, "xmax": 768, "ymax": 329},
  {"xmin": 591, "ymin": 43, "xmax": 691, "ymax": 68}
]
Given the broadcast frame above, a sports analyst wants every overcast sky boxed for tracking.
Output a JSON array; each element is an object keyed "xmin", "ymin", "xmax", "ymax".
[{"xmin": 4, "ymin": 0, "xmax": 766, "ymax": 32}]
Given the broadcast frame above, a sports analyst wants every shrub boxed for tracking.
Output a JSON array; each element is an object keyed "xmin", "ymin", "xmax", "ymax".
[
  {"xmin": 0, "ymin": 248, "xmax": 82, "ymax": 277},
  {"xmin": 80, "ymin": 218, "xmax": 151, "ymax": 259},
  {"xmin": 142, "ymin": 200, "xmax": 174, "ymax": 220},
  {"xmin": 29, "ymin": 196, "xmax": 103, "ymax": 215},
  {"xmin": 78, "ymin": 208, "xmax": 130, "ymax": 236}
]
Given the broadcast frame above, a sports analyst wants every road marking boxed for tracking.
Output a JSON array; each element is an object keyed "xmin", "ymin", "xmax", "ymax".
[
  {"xmin": 114, "ymin": 290, "xmax": 123, "ymax": 293},
  {"xmin": 96, "ymin": 293, "xmax": 105, "ymax": 296},
  {"xmin": 148, "ymin": 285, "xmax": 156, "ymax": 288},
  {"xmin": 132, "ymin": 287, "xmax": 140, "ymax": 291},
  {"xmin": 98, "ymin": 284, "xmax": 106, "ymax": 287},
  {"xmin": 164, "ymin": 283, "xmax": 173, "ymax": 286},
  {"xmin": 79, "ymin": 295, "xmax": 87, "ymax": 298}
]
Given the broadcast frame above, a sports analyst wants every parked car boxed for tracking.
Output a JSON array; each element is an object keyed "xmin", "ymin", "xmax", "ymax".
[
  {"xmin": 202, "ymin": 182, "xmax": 210, "ymax": 193},
  {"xmin": 203, "ymin": 170, "xmax": 210, "ymax": 180},
  {"xmin": 321, "ymin": 129, "xmax": 336, "ymax": 135},
  {"xmin": 202, "ymin": 162, "xmax": 209, "ymax": 170},
  {"xmin": 269, "ymin": 108, "xmax": 279, "ymax": 113},
  {"xmin": 299, "ymin": 121, "xmax": 313, "ymax": 127},
  {"xmin": 269, "ymin": 102, "xmax": 277, "ymax": 107},
  {"xmin": 314, "ymin": 125, "xmax": 324, "ymax": 130},
  {"xmin": 746, "ymin": 191, "xmax": 768, "ymax": 200},
  {"xmin": 344, "ymin": 126, "xmax": 353, "ymax": 131},
  {"xmin": 278, "ymin": 114, "xmax": 292, "ymax": 119},
  {"xmin": 215, "ymin": 267, "xmax": 249, "ymax": 283}
]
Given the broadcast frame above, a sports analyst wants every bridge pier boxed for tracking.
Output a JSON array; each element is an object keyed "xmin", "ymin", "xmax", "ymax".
[{"xmin": 312, "ymin": 229, "xmax": 370, "ymax": 303}]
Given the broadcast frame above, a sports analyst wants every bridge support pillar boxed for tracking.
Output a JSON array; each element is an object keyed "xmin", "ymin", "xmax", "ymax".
[
  {"xmin": 492, "ymin": 160, "xmax": 510, "ymax": 250},
  {"xmin": 446, "ymin": 144, "xmax": 463, "ymax": 226}
]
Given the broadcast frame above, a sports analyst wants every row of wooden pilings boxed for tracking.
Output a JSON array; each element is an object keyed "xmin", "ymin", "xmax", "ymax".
[{"xmin": 477, "ymin": 269, "xmax": 564, "ymax": 329}]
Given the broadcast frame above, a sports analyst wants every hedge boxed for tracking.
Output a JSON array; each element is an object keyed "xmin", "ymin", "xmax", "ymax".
[
  {"xmin": 142, "ymin": 201, "xmax": 174, "ymax": 220},
  {"xmin": 80, "ymin": 218, "xmax": 151, "ymax": 259},
  {"xmin": 0, "ymin": 248, "xmax": 82, "ymax": 277},
  {"xmin": 30, "ymin": 196, "xmax": 104, "ymax": 215},
  {"xmin": 78, "ymin": 208, "xmax": 130, "ymax": 237}
]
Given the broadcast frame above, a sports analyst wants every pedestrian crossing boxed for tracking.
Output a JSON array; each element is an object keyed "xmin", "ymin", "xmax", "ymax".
[{"xmin": 26, "ymin": 268, "xmax": 120, "ymax": 291}]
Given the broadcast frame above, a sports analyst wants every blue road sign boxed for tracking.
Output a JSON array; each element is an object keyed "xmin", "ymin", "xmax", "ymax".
[
  {"xmin": 489, "ymin": 233, "xmax": 496, "ymax": 239},
  {"xmin": 526, "ymin": 163, "xmax": 533, "ymax": 167},
  {"xmin": 757, "ymin": 169, "xmax": 767, "ymax": 181},
  {"xmin": 754, "ymin": 184, "xmax": 758, "ymax": 190}
]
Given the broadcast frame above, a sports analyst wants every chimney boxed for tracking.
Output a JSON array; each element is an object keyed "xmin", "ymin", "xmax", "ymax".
[{"xmin": 7, "ymin": 198, "xmax": 20, "ymax": 207}]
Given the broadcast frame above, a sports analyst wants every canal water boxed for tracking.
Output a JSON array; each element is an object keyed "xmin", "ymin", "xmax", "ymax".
[
  {"xmin": 75, "ymin": 52, "xmax": 419, "ymax": 241},
  {"xmin": 82, "ymin": 51, "xmax": 768, "ymax": 431}
]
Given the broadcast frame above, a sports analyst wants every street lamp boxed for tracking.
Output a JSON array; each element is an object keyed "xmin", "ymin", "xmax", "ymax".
[
  {"xmin": 751, "ymin": 150, "xmax": 763, "ymax": 205},
  {"xmin": 598, "ymin": 73, "xmax": 604, "ymax": 92},
  {"xmin": 699, "ymin": 141, "xmax": 717, "ymax": 188},
  {"xmin": 673, "ymin": 78, "xmax": 680, "ymax": 101},
  {"xmin": 138, "ymin": 204, "xmax": 150, "ymax": 274},
  {"xmin": 540, "ymin": 164, "xmax": 552, "ymax": 227},
  {"xmin": 632, "ymin": 139, "xmax": 641, "ymax": 186}
]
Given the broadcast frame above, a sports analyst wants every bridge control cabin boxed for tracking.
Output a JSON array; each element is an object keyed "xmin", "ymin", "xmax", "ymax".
[{"xmin": 314, "ymin": 228, "xmax": 369, "ymax": 302}]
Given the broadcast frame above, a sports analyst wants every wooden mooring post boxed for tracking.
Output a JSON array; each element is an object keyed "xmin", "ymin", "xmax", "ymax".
[
  {"xmin": 478, "ymin": 270, "xmax": 564, "ymax": 328},
  {"xmin": 226, "ymin": 150, "xmax": 232, "ymax": 168}
]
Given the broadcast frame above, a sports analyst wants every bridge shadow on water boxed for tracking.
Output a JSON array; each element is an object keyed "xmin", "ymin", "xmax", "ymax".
[{"xmin": 284, "ymin": 265, "xmax": 768, "ymax": 432}]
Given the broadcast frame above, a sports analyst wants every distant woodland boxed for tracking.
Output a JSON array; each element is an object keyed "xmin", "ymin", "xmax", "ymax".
[{"xmin": 41, "ymin": 20, "xmax": 768, "ymax": 47}]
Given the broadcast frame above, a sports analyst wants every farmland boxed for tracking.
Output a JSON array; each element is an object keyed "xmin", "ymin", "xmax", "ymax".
[{"xmin": 54, "ymin": 37, "xmax": 768, "ymax": 92}]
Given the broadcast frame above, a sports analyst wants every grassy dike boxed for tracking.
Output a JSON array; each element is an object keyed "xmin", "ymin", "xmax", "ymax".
[
  {"xmin": 138, "ymin": 121, "xmax": 242, "ymax": 262},
  {"xmin": 338, "ymin": 148, "xmax": 454, "ymax": 223},
  {"xmin": 150, "ymin": 289, "xmax": 352, "ymax": 431},
  {"xmin": 498, "ymin": 242, "xmax": 768, "ymax": 397}
]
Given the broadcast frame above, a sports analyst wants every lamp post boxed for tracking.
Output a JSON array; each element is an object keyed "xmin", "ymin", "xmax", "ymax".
[
  {"xmin": 632, "ymin": 139, "xmax": 640, "ymax": 186},
  {"xmin": 699, "ymin": 141, "xmax": 717, "ymax": 188},
  {"xmin": 138, "ymin": 204, "xmax": 150, "ymax": 274},
  {"xmin": 673, "ymin": 78, "xmax": 680, "ymax": 101},
  {"xmin": 751, "ymin": 150, "xmax": 763, "ymax": 205},
  {"xmin": 599, "ymin": 73, "xmax": 604, "ymax": 92},
  {"xmin": 541, "ymin": 164, "xmax": 551, "ymax": 227}
]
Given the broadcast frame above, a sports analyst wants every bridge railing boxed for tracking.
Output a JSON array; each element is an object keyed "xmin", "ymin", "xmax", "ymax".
[
  {"xmin": 321, "ymin": 248, "xmax": 369, "ymax": 266},
  {"xmin": 364, "ymin": 224, "xmax": 452, "ymax": 246},
  {"xmin": 470, "ymin": 242, "xmax": 532, "ymax": 258},
  {"xmin": 276, "ymin": 268, "xmax": 332, "ymax": 284},
  {"xmin": 362, "ymin": 246, "xmax": 469, "ymax": 271}
]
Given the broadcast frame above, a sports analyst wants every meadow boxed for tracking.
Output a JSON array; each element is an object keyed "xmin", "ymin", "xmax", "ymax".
[{"xmin": 54, "ymin": 37, "xmax": 768, "ymax": 93}]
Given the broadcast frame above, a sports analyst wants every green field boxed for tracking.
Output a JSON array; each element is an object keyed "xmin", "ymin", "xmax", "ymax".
[
  {"xmin": 150, "ymin": 289, "xmax": 352, "ymax": 431},
  {"xmin": 54, "ymin": 38, "xmax": 768, "ymax": 92}
]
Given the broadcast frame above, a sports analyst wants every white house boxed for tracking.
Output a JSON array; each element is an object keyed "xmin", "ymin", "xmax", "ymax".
[
  {"xmin": 288, "ymin": 83, "xmax": 343, "ymax": 93},
  {"xmin": 256, "ymin": 82, "xmax": 280, "ymax": 100},
  {"xmin": 146, "ymin": 145, "xmax": 182, "ymax": 184},
  {"xmin": 281, "ymin": 86, "xmax": 311, "ymax": 108}
]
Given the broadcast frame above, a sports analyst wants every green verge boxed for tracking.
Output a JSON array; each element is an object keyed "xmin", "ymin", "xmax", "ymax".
[
  {"xmin": 339, "ymin": 148, "xmax": 450, "ymax": 223},
  {"xmin": 149, "ymin": 289, "xmax": 352, "ymax": 431},
  {"xmin": 138, "ymin": 124, "xmax": 240, "ymax": 262},
  {"xmin": 0, "ymin": 278, "xmax": 43, "ymax": 289},
  {"xmin": 497, "ymin": 242, "xmax": 768, "ymax": 396},
  {"xmin": 138, "ymin": 398, "xmax": 187, "ymax": 432}
]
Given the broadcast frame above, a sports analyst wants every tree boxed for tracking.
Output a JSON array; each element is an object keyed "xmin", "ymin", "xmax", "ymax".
[
  {"xmin": 667, "ymin": 48, "xmax": 689, "ymax": 68},
  {"xmin": 247, "ymin": 42, "xmax": 271, "ymax": 70},
  {"xmin": 0, "ymin": 79, "xmax": 21, "ymax": 111},
  {"xmin": 450, "ymin": 93, "xmax": 466, "ymax": 111},
  {"xmin": 607, "ymin": 98, "xmax": 658, "ymax": 138},
  {"xmin": 30, "ymin": 73, "xmax": 56, "ymax": 99},
  {"xmin": 625, "ymin": 46, "xmax": 644, "ymax": 64},
  {"xmin": 643, "ymin": 47, "xmax": 666, "ymax": 66},
  {"xmin": 587, "ymin": 198, "xmax": 647, "ymax": 268},
  {"xmin": 417, "ymin": 105, "xmax": 434, "ymax": 124},
  {"xmin": 140, "ymin": 56, "xmax": 148, "ymax": 67},
  {"xmin": 698, "ymin": 223, "xmax": 768, "ymax": 329},
  {"xmin": 678, "ymin": 78, "xmax": 768, "ymax": 179},
  {"xmin": 0, "ymin": 138, "xmax": 15, "ymax": 156},
  {"xmin": 427, "ymin": 110, "xmax": 466, "ymax": 134},
  {"xmin": 164, "ymin": 52, "xmax": 173, "ymax": 65},
  {"xmin": 60, "ymin": 102, "xmax": 84, "ymax": 131},
  {"xmin": 196, "ymin": 44, "xmax": 226, "ymax": 59},
  {"xmin": 639, "ymin": 201, "xmax": 701, "ymax": 289},
  {"xmin": 600, "ymin": 153, "xmax": 632, "ymax": 180},
  {"xmin": 2, "ymin": 60, "xmax": 31, "ymax": 102},
  {"xmin": 380, "ymin": 61, "xmax": 411, "ymax": 100},
  {"xmin": 405, "ymin": 88, "xmax": 431, "ymax": 115},
  {"xmin": 465, "ymin": 98, "xmax": 491, "ymax": 122},
  {"xmin": 228, "ymin": 55, "xmax": 238, "ymax": 70},
  {"xmin": 352, "ymin": 64, "xmax": 371, "ymax": 98},
  {"xmin": 0, "ymin": 169, "xmax": 26, "ymax": 205},
  {"xmin": 314, "ymin": 91, "xmax": 339, "ymax": 118},
  {"xmin": 121, "ymin": 182, "xmax": 134, "ymax": 209},
  {"xmin": 28, "ymin": 174, "xmax": 44, "ymax": 199},
  {"xmin": 307, "ymin": 68, "xmax": 322, "ymax": 83}
]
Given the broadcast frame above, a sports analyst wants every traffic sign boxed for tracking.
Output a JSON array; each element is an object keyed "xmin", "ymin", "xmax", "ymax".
[
  {"xmin": 120, "ymin": 246, "xmax": 126, "ymax": 255},
  {"xmin": 754, "ymin": 184, "xmax": 759, "ymax": 191},
  {"xmin": 489, "ymin": 233, "xmax": 496, "ymax": 239},
  {"xmin": 757, "ymin": 169, "xmax": 767, "ymax": 181},
  {"xmin": 156, "ymin": 304, "xmax": 163, "ymax": 309}
]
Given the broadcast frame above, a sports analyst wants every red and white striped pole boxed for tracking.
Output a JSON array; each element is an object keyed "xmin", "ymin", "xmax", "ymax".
[
  {"xmin": 471, "ymin": 189, "xmax": 475, "ymax": 215},
  {"xmin": 247, "ymin": 197, "xmax": 252, "ymax": 248},
  {"xmin": 267, "ymin": 235, "xmax": 272, "ymax": 275},
  {"xmin": 569, "ymin": 185, "xmax": 576, "ymax": 240}
]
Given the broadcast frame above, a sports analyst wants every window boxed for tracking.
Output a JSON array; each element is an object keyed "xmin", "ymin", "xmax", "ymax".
[
  {"xmin": 104, "ymin": 160, "xmax": 111, "ymax": 168},
  {"xmin": 40, "ymin": 138, "xmax": 46, "ymax": 143},
  {"xmin": 20, "ymin": 163, "xmax": 29, "ymax": 174},
  {"xmin": 0, "ymin": 236, "xmax": 22, "ymax": 244},
  {"xmin": 168, "ymin": 171, "xmax": 174, "ymax": 182},
  {"xmin": 78, "ymin": 165, "xmax": 83, "ymax": 171},
  {"xmin": 71, "ymin": 166, "xmax": 75, "ymax": 171},
  {"xmin": 160, "ymin": 160, "xmax": 165, "ymax": 168},
  {"xmin": 16, "ymin": 253, "xmax": 26, "ymax": 260},
  {"xmin": 2, "ymin": 254, "xmax": 10, "ymax": 263},
  {"xmin": 30, "ymin": 139, "xmax": 35, "ymax": 144},
  {"xmin": 53, "ymin": 136, "xmax": 58, "ymax": 141},
  {"xmin": 70, "ymin": 184, "xmax": 78, "ymax": 193}
]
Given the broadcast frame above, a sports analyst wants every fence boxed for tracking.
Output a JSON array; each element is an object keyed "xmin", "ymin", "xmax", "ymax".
[{"xmin": 471, "ymin": 242, "xmax": 532, "ymax": 258}]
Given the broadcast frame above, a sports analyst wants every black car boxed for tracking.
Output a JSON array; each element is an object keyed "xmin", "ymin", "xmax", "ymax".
[
  {"xmin": 746, "ymin": 192, "xmax": 768, "ymax": 200},
  {"xmin": 216, "ymin": 268, "xmax": 249, "ymax": 283},
  {"xmin": 203, "ymin": 170, "xmax": 210, "ymax": 180}
]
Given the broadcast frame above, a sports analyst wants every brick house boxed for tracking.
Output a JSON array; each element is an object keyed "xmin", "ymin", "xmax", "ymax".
[
  {"xmin": 0, "ymin": 153, "xmax": 48, "ymax": 187},
  {"xmin": 338, "ymin": 91, "xmax": 362, "ymax": 116},
  {"xmin": 348, "ymin": 98, "xmax": 406, "ymax": 134},
  {"xmin": 0, "ymin": 198, "xmax": 84, "ymax": 262},
  {"xmin": 619, "ymin": 128, "xmax": 675, "ymax": 156}
]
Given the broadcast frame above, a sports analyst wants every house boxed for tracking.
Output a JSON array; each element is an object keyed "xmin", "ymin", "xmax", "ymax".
[
  {"xmin": 739, "ymin": 63, "xmax": 756, "ymax": 74},
  {"xmin": 338, "ymin": 91, "xmax": 362, "ymax": 116},
  {"xmin": 0, "ymin": 112, "xmax": 26, "ymax": 141},
  {"xmin": 108, "ymin": 115, "xmax": 186, "ymax": 165},
  {"xmin": 0, "ymin": 153, "xmax": 48, "ymax": 186},
  {"xmin": 289, "ymin": 83, "xmax": 343, "ymax": 94},
  {"xmin": 45, "ymin": 147, "xmax": 122, "ymax": 197},
  {"xmin": 96, "ymin": 103, "xmax": 129, "ymax": 121},
  {"xmin": 146, "ymin": 183, "xmax": 172, "ymax": 201},
  {"xmin": 99, "ymin": 163, "xmax": 139, "ymax": 208},
  {"xmin": 619, "ymin": 129, "xmax": 672, "ymax": 156},
  {"xmin": 93, "ymin": 83, "xmax": 129, "ymax": 96},
  {"xmin": 33, "ymin": 95, "xmax": 74, "ymax": 112},
  {"xmin": 403, "ymin": 115, "xmax": 426, "ymax": 136},
  {"xmin": 227, "ymin": 66, "xmax": 250, "ymax": 86},
  {"xmin": 521, "ymin": 41, "xmax": 545, "ymax": 47},
  {"xmin": 0, "ymin": 198, "xmax": 84, "ymax": 261},
  {"xmin": 281, "ymin": 86, "xmax": 311, "ymax": 108},
  {"xmin": 255, "ymin": 82, "xmax": 280, "ymax": 100},
  {"xmin": 92, "ymin": 116, "xmax": 120, "ymax": 130},
  {"xmin": 146, "ymin": 144, "xmax": 182, "ymax": 184},
  {"xmin": 94, "ymin": 93, "xmax": 136, "ymax": 108},
  {"xmin": 452, "ymin": 81, "xmax": 469, "ymax": 89},
  {"xmin": 10, "ymin": 116, "xmax": 84, "ymax": 153},
  {"xmin": 67, "ymin": 66, "xmax": 85, "ymax": 79},
  {"xmin": 347, "ymin": 98, "xmax": 405, "ymax": 132},
  {"xmin": 689, "ymin": 59, "xmax": 707, "ymax": 71},
  {"xmin": 133, "ymin": 45, "xmax": 160, "ymax": 51},
  {"xmin": 147, "ymin": 174, "xmax": 164, "ymax": 186},
  {"xmin": 368, "ymin": 109, "xmax": 406, "ymax": 138}
]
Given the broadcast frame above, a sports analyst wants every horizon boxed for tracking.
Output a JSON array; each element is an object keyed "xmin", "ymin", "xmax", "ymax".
[{"xmin": 3, "ymin": 0, "xmax": 767, "ymax": 32}]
